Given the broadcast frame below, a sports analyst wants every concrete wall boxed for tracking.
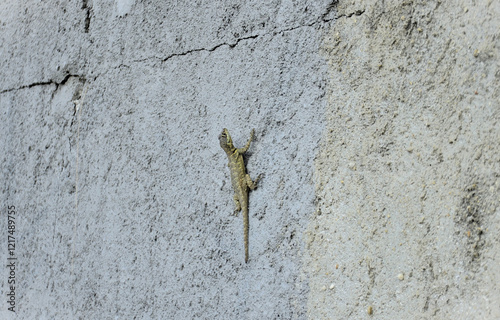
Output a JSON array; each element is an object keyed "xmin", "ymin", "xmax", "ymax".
[{"xmin": 1, "ymin": 0, "xmax": 498, "ymax": 319}]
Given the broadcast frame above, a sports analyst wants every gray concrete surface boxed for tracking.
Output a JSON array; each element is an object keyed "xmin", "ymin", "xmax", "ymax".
[{"xmin": 1, "ymin": 0, "xmax": 499, "ymax": 319}]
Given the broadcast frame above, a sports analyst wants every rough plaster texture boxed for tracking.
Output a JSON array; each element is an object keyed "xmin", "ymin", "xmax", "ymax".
[
  {"xmin": 306, "ymin": 0, "xmax": 500, "ymax": 319},
  {"xmin": 0, "ymin": 0, "xmax": 499, "ymax": 319}
]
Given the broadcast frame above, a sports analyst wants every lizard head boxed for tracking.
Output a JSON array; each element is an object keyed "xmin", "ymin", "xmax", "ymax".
[{"xmin": 219, "ymin": 128, "xmax": 235, "ymax": 151}]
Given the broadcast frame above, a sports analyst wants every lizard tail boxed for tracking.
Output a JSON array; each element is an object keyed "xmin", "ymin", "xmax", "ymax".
[{"xmin": 243, "ymin": 206, "xmax": 249, "ymax": 263}]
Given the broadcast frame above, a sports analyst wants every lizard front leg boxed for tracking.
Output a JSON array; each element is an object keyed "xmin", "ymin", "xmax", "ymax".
[{"xmin": 237, "ymin": 129, "xmax": 255, "ymax": 154}]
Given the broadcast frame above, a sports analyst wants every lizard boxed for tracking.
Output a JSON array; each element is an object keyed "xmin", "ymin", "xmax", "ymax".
[{"xmin": 219, "ymin": 128, "xmax": 262, "ymax": 263}]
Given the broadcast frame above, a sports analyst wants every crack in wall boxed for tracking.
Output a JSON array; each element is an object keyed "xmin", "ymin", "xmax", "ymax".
[
  {"xmin": 111, "ymin": 34, "xmax": 261, "ymax": 70},
  {"xmin": 115, "ymin": 17, "xmax": 337, "ymax": 70},
  {"xmin": 1, "ymin": 5, "xmax": 344, "ymax": 93},
  {"xmin": 337, "ymin": 9, "xmax": 365, "ymax": 19},
  {"xmin": 0, "ymin": 74, "xmax": 83, "ymax": 94},
  {"xmin": 159, "ymin": 10, "xmax": 343, "ymax": 59},
  {"xmin": 278, "ymin": 15, "xmax": 336, "ymax": 34},
  {"xmin": 322, "ymin": 0, "xmax": 338, "ymax": 21},
  {"xmin": 82, "ymin": 0, "xmax": 92, "ymax": 33},
  {"xmin": 162, "ymin": 34, "xmax": 259, "ymax": 62}
]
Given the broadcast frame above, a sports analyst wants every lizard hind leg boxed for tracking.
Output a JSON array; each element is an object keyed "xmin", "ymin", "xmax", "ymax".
[
  {"xmin": 245, "ymin": 173, "xmax": 262, "ymax": 190},
  {"xmin": 233, "ymin": 194, "xmax": 241, "ymax": 215}
]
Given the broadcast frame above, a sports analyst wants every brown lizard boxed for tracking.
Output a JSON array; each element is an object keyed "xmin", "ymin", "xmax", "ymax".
[{"xmin": 219, "ymin": 128, "xmax": 262, "ymax": 263}]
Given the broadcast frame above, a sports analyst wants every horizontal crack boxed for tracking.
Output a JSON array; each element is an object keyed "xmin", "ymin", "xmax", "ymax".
[
  {"xmin": 337, "ymin": 9, "xmax": 365, "ymax": 19},
  {"xmin": 110, "ymin": 34, "xmax": 260, "ymax": 70},
  {"xmin": 0, "ymin": 80, "xmax": 53, "ymax": 94},
  {"xmin": 277, "ymin": 16, "xmax": 336, "ymax": 34},
  {"xmin": 161, "ymin": 34, "xmax": 259, "ymax": 63},
  {"xmin": 0, "ymin": 74, "xmax": 82, "ymax": 94},
  {"xmin": 3, "ymin": 7, "xmax": 344, "ymax": 88},
  {"xmin": 126, "ymin": 17, "xmax": 334, "ymax": 67}
]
